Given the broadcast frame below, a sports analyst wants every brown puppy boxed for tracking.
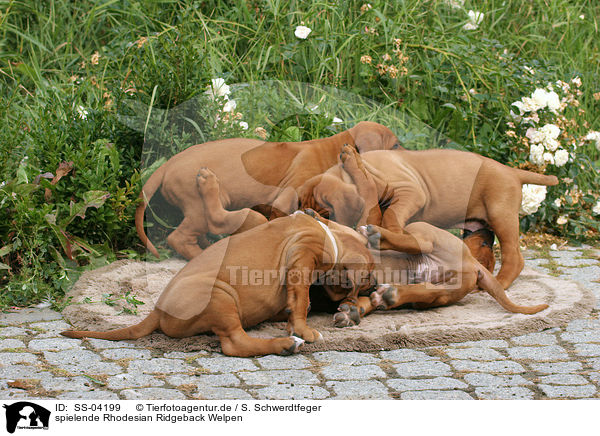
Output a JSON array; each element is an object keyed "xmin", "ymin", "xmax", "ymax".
[
  {"xmin": 299, "ymin": 148, "xmax": 558, "ymax": 288},
  {"xmin": 348, "ymin": 223, "xmax": 548, "ymax": 321},
  {"xmin": 62, "ymin": 210, "xmax": 374, "ymax": 357},
  {"xmin": 136, "ymin": 121, "xmax": 400, "ymax": 259}
]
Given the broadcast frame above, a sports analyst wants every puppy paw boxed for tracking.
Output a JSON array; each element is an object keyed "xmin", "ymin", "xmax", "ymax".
[
  {"xmin": 291, "ymin": 326, "xmax": 323, "ymax": 343},
  {"xmin": 303, "ymin": 208, "xmax": 318, "ymax": 219},
  {"xmin": 196, "ymin": 167, "xmax": 219, "ymax": 196},
  {"xmin": 339, "ymin": 144, "xmax": 365, "ymax": 174},
  {"xmin": 371, "ymin": 284, "xmax": 397, "ymax": 310},
  {"xmin": 280, "ymin": 336, "xmax": 305, "ymax": 356},
  {"xmin": 333, "ymin": 302, "xmax": 362, "ymax": 327},
  {"xmin": 358, "ymin": 224, "xmax": 381, "ymax": 249}
]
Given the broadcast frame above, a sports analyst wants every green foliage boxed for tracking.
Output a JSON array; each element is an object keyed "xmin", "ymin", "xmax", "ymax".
[{"xmin": 0, "ymin": 0, "xmax": 599, "ymax": 309}]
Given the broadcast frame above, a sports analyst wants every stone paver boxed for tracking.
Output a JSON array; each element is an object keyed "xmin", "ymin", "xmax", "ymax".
[
  {"xmin": 387, "ymin": 377, "xmax": 467, "ymax": 391},
  {"xmin": 401, "ymin": 390, "xmax": 473, "ymax": 400},
  {"xmin": 445, "ymin": 347, "xmax": 505, "ymax": 360},
  {"xmin": 128, "ymin": 358, "xmax": 193, "ymax": 374},
  {"xmin": 528, "ymin": 361, "xmax": 583, "ymax": 374},
  {"xmin": 326, "ymin": 380, "xmax": 390, "ymax": 399},
  {"xmin": 253, "ymin": 384, "xmax": 330, "ymax": 400},
  {"xmin": 450, "ymin": 360, "xmax": 526, "ymax": 373},
  {"xmin": 463, "ymin": 373, "xmax": 532, "ymax": 387},
  {"xmin": 538, "ymin": 384, "xmax": 596, "ymax": 398},
  {"xmin": 239, "ymin": 369, "xmax": 320, "ymax": 385},
  {"xmin": 121, "ymin": 387, "xmax": 187, "ymax": 400},
  {"xmin": 506, "ymin": 345, "xmax": 569, "ymax": 361},
  {"xmin": 475, "ymin": 387, "xmax": 535, "ymax": 400},
  {"xmin": 393, "ymin": 361, "xmax": 452, "ymax": 377},
  {"xmin": 0, "ymin": 247, "xmax": 599, "ymax": 400},
  {"xmin": 321, "ymin": 364, "xmax": 385, "ymax": 380}
]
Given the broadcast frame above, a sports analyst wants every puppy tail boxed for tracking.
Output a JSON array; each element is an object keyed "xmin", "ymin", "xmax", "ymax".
[
  {"xmin": 476, "ymin": 265, "xmax": 548, "ymax": 314},
  {"xmin": 512, "ymin": 168, "xmax": 559, "ymax": 187},
  {"xmin": 61, "ymin": 310, "xmax": 161, "ymax": 341},
  {"xmin": 136, "ymin": 165, "xmax": 167, "ymax": 258}
]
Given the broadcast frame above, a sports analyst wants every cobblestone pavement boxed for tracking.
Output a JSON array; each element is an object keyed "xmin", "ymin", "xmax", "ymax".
[{"xmin": 1, "ymin": 247, "xmax": 598, "ymax": 400}]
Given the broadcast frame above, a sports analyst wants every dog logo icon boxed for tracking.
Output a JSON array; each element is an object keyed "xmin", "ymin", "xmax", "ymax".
[{"xmin": 3, "ymin": 402, "xmax": 50, "ymax": 433}]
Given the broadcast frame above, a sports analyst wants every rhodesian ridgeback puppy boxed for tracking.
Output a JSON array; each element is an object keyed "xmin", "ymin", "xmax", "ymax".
[
  {"xmin": 349, "ymin": 223, "xmax": 548, "ymax": 321},
  {"xmin": 328, "ymin": 227, "xmax": 500, "ymax": 326},
  {"xmin": 136, "ymin": 121, "xmax": 400, "ymax": 259},
  {"xmin": 299, "ymin": 147, "xmax": 558, "ymax": 288},
  {"xmin": 62, "ymin": 202, "xmax": 374, "ymax": 356}
]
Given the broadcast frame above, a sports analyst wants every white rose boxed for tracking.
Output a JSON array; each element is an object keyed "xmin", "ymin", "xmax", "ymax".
[
  {"xmin": 556, "ymin": 215, "xmax": 568, "ymax": 225},
  {"xmin": 295, "ymin": 25, "xmax": 312, "ymax": 39},
  {"xmin": 545, "ymin": 91, "xmax": 561, "ymax": 112},
  {"xmin": 553, "ymin": 198, "xmax": 562, "ymax": 207},
  {"xmin": 554, "ymin": 149, "xmax": 569, "ymax": 167},
  {"xmin": 511, "ymin": 101, "xmax": 526, "ymax": 114},
  {"xmin": 543, "ymin": 152, "xmax": 554, "ymax": 165},
  {"xmin": 540, "ymin": 123, "xmax": 560, "ymax": 139},
  {"xmin": 468, "ymin": 10, "xmax": 484, "ymax": 24},
  {"xmin": 463, "ymin": 10, "xmax": 483, "ymax": 30},
  {"xmin": 526, "ymin": 127, "xmax": 544, "ymax": 144},
  {"xmin": 530, "ymin": 88, "xmax": 550, "ymax": 111},
  {"xmin": 584, "ymin": 131, "xmax": 600, "ymax": 151},
  {"xmin": 593, "ymin": 201, "xmax": 600, "ymax": 215},
  {"xmin": 206, "ymin": 78, "xmax": 231, "ymax": 99},
  {"xmin": 520, "ymin": 184, "xmax": 547, "ymax": 215},
  {"xmin": 543, "ymin": 137, "xmax": 560, "ymax": 152},
  {"xmin": 239, "ymin": 121, "xmax": 248, "ymax": 130},
  {"xmin": 529, "ymin": 144, "xmax": 545, "ymax": 165},
  {"xmin": 222, "ymin": 99, "xmax": 237, "ymax": 112}
]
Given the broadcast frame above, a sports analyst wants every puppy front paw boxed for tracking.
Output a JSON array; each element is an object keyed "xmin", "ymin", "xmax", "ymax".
[
  {"xmin": 280, "ymin": 336, "xmax": 305, "ymax": 356},
  {"xmin": 359, "ymin": 224, "xmax": 381, "ymax": 249},
  {"xmin": 333, "ymin": 302, "xmax": 362, "ymax": 327},
  {"xmin": 370, "ymin": 284, "xmax": 397, "ymax": 310},
  {"xmin": 290, "ymin": 326, "xmax": 323, "ymax": 343}
]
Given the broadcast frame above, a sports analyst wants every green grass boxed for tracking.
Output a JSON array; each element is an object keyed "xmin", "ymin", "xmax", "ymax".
[{"xmin": 0, "ymin": 0, "xmax": 599, "ymax": 309}]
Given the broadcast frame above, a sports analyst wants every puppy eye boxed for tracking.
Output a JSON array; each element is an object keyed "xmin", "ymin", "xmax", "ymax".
[{"xmin": 391, "ymin": 143, "xmax": 400, "ymax": 149}]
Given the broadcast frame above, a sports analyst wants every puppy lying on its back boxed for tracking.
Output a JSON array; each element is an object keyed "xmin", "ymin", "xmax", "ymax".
[{"xmin": 353, "ymin": 223, "xmax": 548, "ymax": 319}]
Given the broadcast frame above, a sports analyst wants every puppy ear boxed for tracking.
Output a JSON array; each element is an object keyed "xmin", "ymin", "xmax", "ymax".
[
  {"xmin": 478, "ymin": 229, "xmax": 496, "ymax": 248},
  {"xmin": 301, "ymin": 175, "xmax": 364, "ymax": 227},
  {"xmin": 352, "ymin": 130, "xmax": 382, "ymax": 153}
]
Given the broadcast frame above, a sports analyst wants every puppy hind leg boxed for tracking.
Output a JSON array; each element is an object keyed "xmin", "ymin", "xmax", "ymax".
[
  {"xmin": 205, "ymin": 292, "xmax": 304, "ymax": 357},
  {"xmin": 196, "ymin": 167, "xmax": 267, "ymax": 235},
  {"xmin": 487, "ymin": 209, "xmax": 524, "ymax": 289},
  {"xmin": 339, "ymin": 144, "xmax": 382, "ymax": 226},
  {"xmin": 167, "ymin": 216, "xmax": 207, "ymax": 260},
  {"xmin": 371, "ymin": 282, "xmax": 462, "ymax": 310},
  {"xmin": 359, "ymin": 224, "xmax": 433, "ymax": 254},
  {"xmin": 216, "ymin": 326, "xmax": 304, "ymax": 357}
]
